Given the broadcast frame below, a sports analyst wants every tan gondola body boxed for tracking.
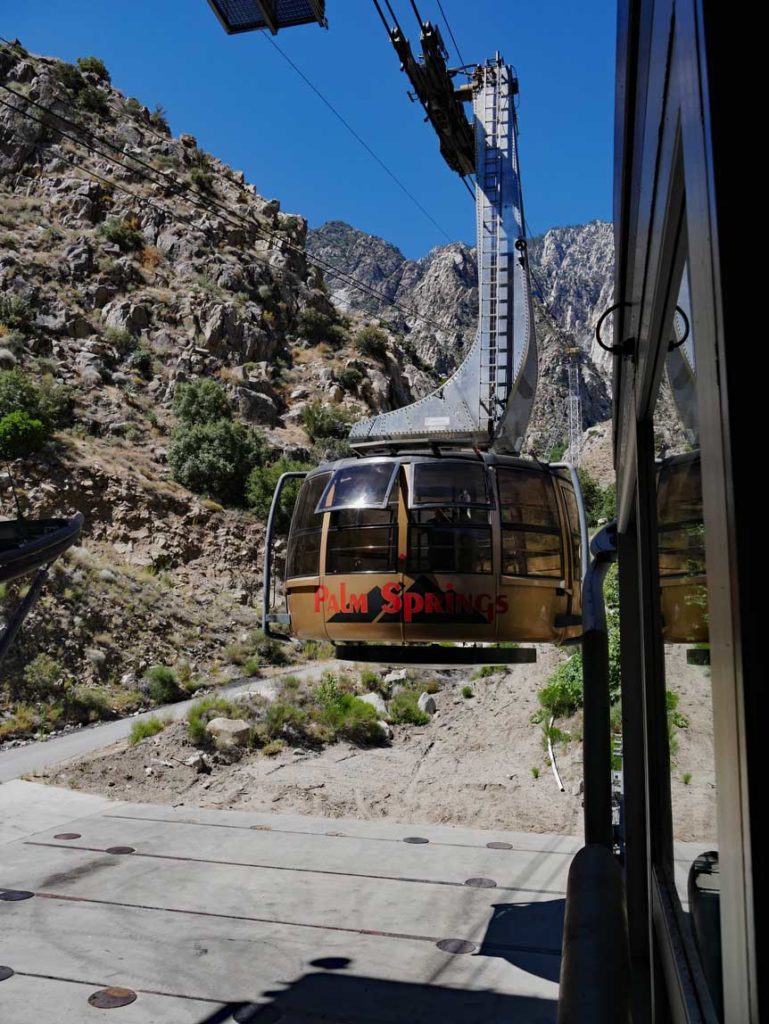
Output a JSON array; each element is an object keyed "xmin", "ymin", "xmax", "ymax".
[{"xmin": 284, "ymin": 453, "xmax": 583, "ymax": 646}]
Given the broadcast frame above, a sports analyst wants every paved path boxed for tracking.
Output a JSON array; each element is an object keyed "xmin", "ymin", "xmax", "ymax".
[
  {"xmin": 0, "ymin": 662, "xmax": 339, "ymax": 784},
  {"xmin": 0, "ymin": 781, "xmax": 573, "ymax": 1023}
]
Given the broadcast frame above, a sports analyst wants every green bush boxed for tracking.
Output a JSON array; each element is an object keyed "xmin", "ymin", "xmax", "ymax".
[
  {"xmin": 389, "ymin": 690, "xmax": 429, "ymax": 726},
  {"xmin": 265, "ymin": 700, "xmax": 308, "ymax": 740},
  {"xmin": 301, "ymin": 400, "xmax": 356, "ymax": 442},
  {"xmin": 359, "ymin": 669, "xmax": 389, "ymax": 697},
  {"xmin": 97, "ymin": 217, "xmax": 144, "ymax": 253},
  {"xmin": 472, "ymin": 665, "xmax": 504, "ymax": 679},
  {"xmin": 246, "ymin": 457, "xmax": 309, "ymax": 531},
  {"xmin": 169, "ymin": 420, "xmax": 267, "ymax": 504},
  {"xmin": 52, "ymin": 62, "xmax": 85, "ymax": 94},
  {"xmin": 149, "ymin": 104, "xmax": 170, "ymax": 134},
  {"xmin": 537, "ymin": 656, "xmax": 583, "ymax": 719},
  {"xmin": 77, "ymin": 56, "xmax": 110, "ymax": 81},
  {"xmin": 77, "ymin": 85, "xmax": 109, "ymax": 117},
  {"xmin": 190, "ymin": 166, "xmax": 214, "ymax": 192},
  {"xmin": 0, "ymin": 410, "xmax": 46, "ymax": 459},
  {"xmin": 578, "ymin": 468, "xmax": 616, "ymax": 527},
  {"xmin": 337, "ymin": 367, "xmax": 363, "ymax": 392},
  {"xmin": 296, "ymin": 307, "xmax": 347, "ymax": 346},
  {"xmin": 187, "ymin": 696, "xmax": 245, "ymax": 746},
  {"xmin": 144, "ymin": 665, "xmax": 183, "ymax": 704},
  {"xmin": 354, "ymin": 326, "xmax": 389, "ymax": 360},
  {"xmin": 0, "ymin": 294, "xmax": 30, "ymax": 330},
  {"xmin": 251, "ymin": 629, "xmax": 290, "ymax": 666},
  {"xmin": 130, "ymin": 349, "xmax": 154, "ymax": 380},
  {"xmin": 311, "ymin": 677, "xmax": 383, "ymax": 745},
  {"xmin": 461, "ymin": 685, "xmax": 474, "ymax": 699},
  {"xmin": 172, "ymin": 378, "xmax": 232, "ymax": 425},
  {"xmin": 129, "ymin": 715, "xmax": 167, "ymax": 745},
  {"xmin": 23, "ymin": 653, "xmax": 63, "ymax": 699}
]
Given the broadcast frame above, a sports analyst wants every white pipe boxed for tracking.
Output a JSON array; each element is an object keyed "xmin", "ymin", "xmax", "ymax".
[{"xmin": 548, "ymin": 714, "xmax": 566, "ymax": 792}]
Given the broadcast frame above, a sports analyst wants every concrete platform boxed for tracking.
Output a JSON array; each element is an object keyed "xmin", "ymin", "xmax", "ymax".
[{"xmin": 0, "ymin": 782, "xmax": 578, "ymax": 1023}]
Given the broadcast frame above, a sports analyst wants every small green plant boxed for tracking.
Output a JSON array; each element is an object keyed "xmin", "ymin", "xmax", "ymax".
[
  {"xmin": 172, "ymin": 378, "xmax": 232, "ymax": 425},
  {"xmin": 423, "ymin": 679, "xmax": 441, "ymax": 694},
  {"xmin": 149, "ymin": 104, "xmax": 170, "ymax": 133},
  {"xmin": 337, "ymin": 367, "xmax": 363, "ymax": 392},
  {"xmin": 130, "ymin": 349, "xmax": 154, "ymax": 380},
  {"xmin": 97, "ymin": 217, "xmax": 144, "ymax": 253},
  {"xmin": 300, "ymin": 400, "xmax": 357, "ymax": 442},
  {"xmin": 243, "ymin": 658, "xmax": 261, "ymax": 676},
  {"xmin": 359, "ymin": 669, "xmax": 388, "ymax": 697},
  {"xmin": 262, "ymin": 738, "xmax": 286, "ymax": 757},
  {"xmin": 472, "ymin": 665, "xmax": 504, "ymax": 679},
  {"xmin": 169, "ymin": 420, "xmax": 267, "ymax": 505},
  {"xmin": 22, "ymin": 653, "xmax": 64, "ymax": 699},
  {"xmin": 246, "ymin": 457, "xmax": 310, "ymax": 531},
  {"xmin": 682, "ymin": 772, "xmax": 692, "ymax": 785},
  {"xmin": 666, "ymin": 689, "xmax": 690, "ymax": 758},
  {"xmin": 0, "ymin": 410, "xmax": 46, "ymax": 459},
  {"xmin": 354, "ymin": 325, "xmax": 389, "ymax": 360},
  {"xmin": 389, "ymin": 689, "xmax": 430, "ymax": 726},
  {"xmin": 129, "ymin": 715, "xmax": 167, "ymax": 746},
  {"xmin": 461, "ymin": 685, "xmax": 474, "ymax": 699},
  {"xmin": 76, "ymin": 55, "xmax": 110, "ymax": 80},
  {"xmin": 0, "ymin": 294, "xmax": 30, "ymax": 330},
  {"xmin": 300, "ymin": 638, "xmax": 334, "ymax": 661},
  {"xmin": 144, "ymin": 664, "xmax": 183, "ymax": 704},
  {"xmin": 296, "ymin": 307, "xmax": 347, "ymax": 346},
  {"xmin": 531, "ymin": 766, "xmax": 540, "ymax": 779},
  {"xmin": 190, "ymin": 166, "xmax": 214, "ymax": 192},
  {"xmin": 187, "ymin": 696, "xmax": 245, "ymax": 746},
  {"xmin": 77, "ymin": 85, "xmax": 109, "ymax": 117}
]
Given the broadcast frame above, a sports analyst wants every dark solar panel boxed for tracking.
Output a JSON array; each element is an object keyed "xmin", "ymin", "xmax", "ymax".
[{"xmin": 207, "ymin": 0, "xmax": 326, "ymax": 34}]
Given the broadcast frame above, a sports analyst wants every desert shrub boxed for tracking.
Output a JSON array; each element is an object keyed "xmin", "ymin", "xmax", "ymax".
[
  {"xmin": 22, "ymin": 653, "xmax": 64, "ymax": 699},
  {"xmin": 130, "ymin": 349, "xmax": 153, "ymax": 379},
  {"xmin": 389, "ymin": 689, "xmax": 429, "ymax": 726},
  {"xmin": 169, "ymin": 420, "xmax": 267, "ymax": 504},
  {"xmin": 262, "ymin": 739, "xmax": 285, "ymax": 757},
  {"xmin": 537, "ymin": 658, "xmax": 583, "ymax": 719},
  {"xmin": 265, "ymin": 700, "xmax": 308, "ymax": 740},
  {"xmin": 149, "ymin": 104, "xmax": 170, "ymax": 133},
  {"xmin": 243, "ymin": 658, "xmax": 261, "ymax": 676},
  {"xmin": 0, "ymin": 294, "xmax": 30, "ymax": 330},
  {"xmin": 461, "ymin": 685, "xmax": 474, "ymax": 698},
  {"xmin": 0, "ymin": 410, "xmax": 46, "ymax": 459},
  {"xmin": 77, "ymin": 85, "xmax": 109, "ymax": 117},
  {"xmin": 52, "ymin": 62, "xmax": 85, "ymax": 94},
  {"xmin": 354, "ymin": 326, "xmax": 388, "ymax": 360},
  {"xmin": 300, "ymin": 638, "xmax": 334, "ymax": 661},
  {"xmin": 251, "ymin": 629, "xmax": 290, "ymax": 666},
  {"xmin": 190, "ymin": 166, "xmax": 214, "ymax": 192},
  {"xmin": 172, "ymin": 378, "xmax": 232, "ymax": 425},
  {"xmin": 359, "ymin": 669, "xmax": 388, "ymax": 697},
  {"xmin": 129, "ymin": 715, "xmax": 167, "ymax": 745},
  {"xmin": 548, "ymin": 440, "xmax": 567, "ymax": 462},
  {"xmin": 301, "ymin": 400, "xmax": 356, "ymax": 442},
  {"xmin": 0, "ymin": 369, "xmax": 71, "ymax": 437},
  {"xmin": 97, "ymin": 217, "xmax": 144, "ymax": 253},
  {"xmin": 103, "ymin": 326, "xmax": 135, "ymax": 353},
  {"xmin": 296, "ymin": 307, "xmax": 345, "ymax": 345},
  {"xmin": 187, "ymin": 696, "xmax": 245, "ymax": 746},
  {"xmin": 472, "ymin": 665, "xmax": 504, "ymax": 679},
  {"xmin": 246, "ymin": 457, "xmax": 309, "ymax": 531},
  {"xmin": 312, "ymin": 678, "xmax": 383, "ymax": 745},
  {"xmin": 424, "ymin": 679, "xmax": 441, "ymax": 694},
  {"xmin": 666, "ymin": 689, "xmax": 689, "ymax": 757},
  {"xmin": 337, "ymin": 367, "xmax": 363, "ymax": 392},
  {"xmin": 77, "ymin": 55, "xmax": 110, "ymax": 80},
  {"xmin": 144, "ymin": 664, "xmax": 183, "ymax": 704}
]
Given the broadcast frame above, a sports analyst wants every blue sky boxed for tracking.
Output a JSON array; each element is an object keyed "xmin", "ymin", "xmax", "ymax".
[{"xmin": 4, "ymin": 1, "xmax": 617, "ymax": 258}]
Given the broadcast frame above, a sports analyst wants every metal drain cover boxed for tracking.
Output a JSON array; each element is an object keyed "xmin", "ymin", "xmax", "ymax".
[
  {"xmin": 54, "ymin": 833, "xmax": 81, "ymax": 840},
  {"xmin": 403, "ymin": 836, "xmax": 429, "ymax": 844},
  {"xmin": 464, "ymin": 877, "xmax": 497, "ymax": 888},
  {"xmin": 0, "ymin": 966, "xmax": 14, "ymax": 982},
  {"xmin": 88, "ymin": 987, "xmax": 137, "ymax": 1009},
  {"xmin": 0, "ymin": 890, "xmax": 34, "ymax": 902},
  {"xmin": 436, "ymin": 938, "xmax": 477, "ymax": 954},
  {"xmin": 105, "ymin": 847, "xmax": 135, "ymax": 855},
  {"xmin": 486, "ymin": 841, "xmax": 513, "ymax": 850}
]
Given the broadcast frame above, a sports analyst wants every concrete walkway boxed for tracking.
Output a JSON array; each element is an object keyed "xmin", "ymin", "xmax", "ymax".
[{"xmin": 0, "ymin": 780, "xmax": 576, "ymax": 1022}]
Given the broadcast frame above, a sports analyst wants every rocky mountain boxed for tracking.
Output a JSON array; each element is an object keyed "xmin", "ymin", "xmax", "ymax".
[
  {"xmin": 0, "ymin": 40, "xmax": 615, "ymax": 741},
  {"xmin": 308, "ymin": 218, "xmax": 614, "ymax": 452}
]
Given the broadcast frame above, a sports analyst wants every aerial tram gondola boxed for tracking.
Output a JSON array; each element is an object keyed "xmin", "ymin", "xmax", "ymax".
[{"xmin": 263, "ymin": 13, "xmax": 589, "ymax": 663}]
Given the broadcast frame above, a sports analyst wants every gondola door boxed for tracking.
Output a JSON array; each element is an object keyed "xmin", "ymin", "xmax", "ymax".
[{"xmin": 317, "ymin": 460, "xmax": 405, "ymax": 645}]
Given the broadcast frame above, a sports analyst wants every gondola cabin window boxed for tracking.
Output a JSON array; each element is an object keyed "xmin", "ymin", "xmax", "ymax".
[
  {"xmin": 407, "ymin": 462, "xmax": 493, "ymax": 574},
  {"xmin": 319, "ymin": 462, "xmax": 399, "ymax": 575},
  {"xmin": 559, "ymin": 481, "xmax": 583, "ymax": 580},
  {"xmin": 497, "ymin": 469, "xmax": 562, "ymax": 578},
  {"xmin": 285, "ymin": 472, "xmax": 329, "ymax": 578}
]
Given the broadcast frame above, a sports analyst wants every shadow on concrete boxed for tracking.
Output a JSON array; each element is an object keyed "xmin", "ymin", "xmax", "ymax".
[
  {"xmin": 477, "ymin": 898, "xmax": 566, "ymax": 984},
  {"xmin": 204, "ymin": 972, "xmax": 557, "ymax": 1023}
]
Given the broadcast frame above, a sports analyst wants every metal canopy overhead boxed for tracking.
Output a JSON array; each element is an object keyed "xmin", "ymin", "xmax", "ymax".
[{"xmin": 206, "ymin": 0, "xmax": 326, "ymax": 35}]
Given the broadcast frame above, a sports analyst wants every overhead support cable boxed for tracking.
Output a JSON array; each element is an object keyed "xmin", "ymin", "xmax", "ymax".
[
  {"xmin": 0, "ymin": 84, "xmax": 460, "ymax": 336},
  {"xmin": 435, "ymin": 0, "xmax": 467, "ymax": 67},
  {"xmin": 262, "ymin": 31, "xmax": 454, "ymax": 243}
]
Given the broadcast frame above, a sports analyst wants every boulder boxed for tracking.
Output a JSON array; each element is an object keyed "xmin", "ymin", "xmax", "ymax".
[
  {"xmin": 383, "ymin": 669, "xmax": 408, "ymax": 685},
  {"xmin": 205, "ymin": 717, "xmax": 251, "ymax": 749},
  {"xmin": 376, "ymin": 720, "xmax": 393, "ymax": 742},
  {"xmin": 102, "ymin": 299, "xmax": 150, "ymax": 335},
  {"xmin": 236, "ymin": 386, "xmax": 277, "ymax": 425},
  {"xmin": 358, "ymin": 692, "xmax": 388, "ymax": 718},
  {"xmin": 417, "ymin": 693, "xmax": 437, "ymax": 715}
]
